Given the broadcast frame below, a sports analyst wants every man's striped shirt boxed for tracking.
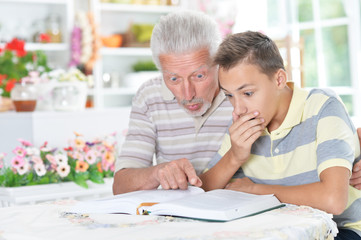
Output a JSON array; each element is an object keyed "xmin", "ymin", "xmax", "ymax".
[{"xmin": 115, "ymin": 76, "xmax": 233, "ymax": 175}]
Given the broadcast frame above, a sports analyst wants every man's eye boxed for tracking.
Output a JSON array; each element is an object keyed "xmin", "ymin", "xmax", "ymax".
[
  {"xmin": 245, "ymin": 92, "xmax": 253, "ymax": 96},
  {"xmin": 225, "ymin": 93, "xmax": 233, "ymax": 98},
  {"xmin": 196, "ymin": 73, "xmax": 205, "ymax": 79},
  {"xmin": 170, "ymin": 76, "xmax": 178, "ymax": 81}
]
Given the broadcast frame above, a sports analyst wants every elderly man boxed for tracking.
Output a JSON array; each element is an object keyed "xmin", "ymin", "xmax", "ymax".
[
  {"xmin": 113, "ymin": 10, "xmax": 361, "ymax": 195},
  {"xmin": 112, "ymin": 10, "xmax": 233, "ymax": 194}
]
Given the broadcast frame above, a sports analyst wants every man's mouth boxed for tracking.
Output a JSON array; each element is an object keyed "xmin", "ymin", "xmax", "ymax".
[{"xmin": 186, "ymin": 104, "xmax": 201, "ymax": 111}]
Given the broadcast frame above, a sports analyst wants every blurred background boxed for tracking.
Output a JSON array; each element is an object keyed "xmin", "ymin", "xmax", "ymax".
[
  {"xmin": 0, "ymin": 0, "xmax": 360, "ymax": 156},
  {"xmin": 0, "ymin": 0, "xmax": 359, "ymax": 117}
]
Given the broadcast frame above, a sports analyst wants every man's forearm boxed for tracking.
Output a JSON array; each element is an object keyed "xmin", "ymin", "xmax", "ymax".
[{"xmin": 112, "ymin": 166, "xmax": 160, "ymax": 195}]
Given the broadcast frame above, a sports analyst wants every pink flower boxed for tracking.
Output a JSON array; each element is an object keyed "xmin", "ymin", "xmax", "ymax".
[
  {"xmin": 26, "ymin": 147, "xmax": 40, "ymax": 156},
  {"xmin": 11, "ymin": 155, "xmax": 25, "ymax": 168},
  {"xmin": 101, "ymin": 158, "xmax": 113, "ymax": 171},
  {"xmin": 72, "ymin": 151, "xmax": 84, "ymax": 161},
  {"xmin": 85, "ymin": 150, "xmax": 97, "ymax": 164},
  {"xmin": 97, "ymin": 145, "xmax": 107, "ymax": 155},
  {"xmin": 16, "ymin": 162, "xmax": 30, "ymax": 175},
  {"xmin": 12, "ymin": 146, "xmax": 26, "ymax": 157},
  {"xmin": 31, "ymin": 156, "xmax": 43, "ymax": 165},
  {"xmin": 74, "ymin": 138, "xmax": 85, "ymax": 150},
  {"xmin": 34, "ymin": 163, "xmax": 46, "ymax": 176},
  {"xmin": 46, "ymin": 154, "xmax": 57, "ymax": 170},
  {"xmin": 102, "ymin": 151, "xmax": 114, "ymax": 165},
  {"xmin": 17, "ymin": 138, "xmax": 33, "ymax": 147},
  {"xmin": 55, "ymin": 153, "xmax": 68, "ymax": 165},
  {"xmin": 57, "ymin": 164, "xmax": 70, "ymax": 178}
]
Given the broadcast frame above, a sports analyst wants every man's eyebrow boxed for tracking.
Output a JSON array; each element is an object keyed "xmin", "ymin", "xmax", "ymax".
[{"xmin": 163, "ymin": 65, "xmax": 206, "ymax": 76}]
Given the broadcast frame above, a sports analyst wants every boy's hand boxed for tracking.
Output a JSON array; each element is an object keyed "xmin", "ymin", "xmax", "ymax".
[
  {"xmin": 350, "ymin": 128, "xmax": 361, "ymax": 189},
  {"xmin": 225, "ymin": 177, "xmax": 255, "ymax": 193},
  {"xmin": 228, "ymin": 111, "xmax": 264, "ymax": 166}
]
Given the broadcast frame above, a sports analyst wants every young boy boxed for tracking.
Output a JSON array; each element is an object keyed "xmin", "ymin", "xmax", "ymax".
[{"xmin": 199, "ymin": 31, "xmax": 361, "ymax": 239}]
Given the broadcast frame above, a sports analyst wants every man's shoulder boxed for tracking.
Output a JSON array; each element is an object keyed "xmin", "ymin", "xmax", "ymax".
[
  {"xmin": 133, "ymin": 76, "xmax": 164, "ymax": 102},
  {"xmin": 137, "ymin": 76, "xmax": 163, "ymax": 93}
]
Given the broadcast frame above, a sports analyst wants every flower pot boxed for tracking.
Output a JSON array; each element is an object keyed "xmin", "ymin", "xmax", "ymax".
[{"xmin": 0, "ymin": 178, "xmax": 113, "ymax": 207}]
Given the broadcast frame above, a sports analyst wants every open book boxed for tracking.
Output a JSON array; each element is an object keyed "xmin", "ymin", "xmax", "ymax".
[{"xmin": 70, "ymin": 186, "xmax": 284, "ymax": 222}]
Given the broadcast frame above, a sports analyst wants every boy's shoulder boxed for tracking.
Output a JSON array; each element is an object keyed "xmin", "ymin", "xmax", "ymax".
[
  {"xmin": 307, "ymin": 88, "xmax": 339, "ymax": 100},
  {"xmin": 303, "ymin": 87, "xmax": 349, "ymax": 121},
  {"xmin": 305, "ymin": 87, "xmax": 342, "ymax": 108}
]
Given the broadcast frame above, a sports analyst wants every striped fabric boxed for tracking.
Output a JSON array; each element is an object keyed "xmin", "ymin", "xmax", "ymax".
[
  {"xmin": 115, "ymin": 76, "xmax": 233, "ymax": 175},
  {"xmin": 208, "ymin": 83, "xmax": 361, "ymax": 235}
]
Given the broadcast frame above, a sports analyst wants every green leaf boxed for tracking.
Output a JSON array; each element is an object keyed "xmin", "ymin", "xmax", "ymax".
[
  {"xmin": 74, "ymin": 178, "xmax": 88, "ymax": 189},
  {"xmin": 38, "ymin": 176, "xmax": 50, "ymax": 184},
  {"xmin": 74, "ymin": 173, "xmax": 89, "ymax": 188},
  {"xmin": 89, "ymin": 171, "xmax": 104, "ymax": 184}
]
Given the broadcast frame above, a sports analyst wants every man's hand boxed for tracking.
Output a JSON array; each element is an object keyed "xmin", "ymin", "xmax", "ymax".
[
  {"xmin": 350, "ymin": 128, "xmax": 361, "ymax": 189},
  {"xmin": 155, "ymin": 158, "xmax": 202, "ymax": 190},
  {"xmin": 228, "ymin": 111, "xmax": 264, "ymax": 166}
]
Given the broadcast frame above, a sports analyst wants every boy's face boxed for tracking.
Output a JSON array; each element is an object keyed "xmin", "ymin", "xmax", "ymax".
[{"xmin": 219, "ymin": 63, "xmax": 282, "ymax": 127}]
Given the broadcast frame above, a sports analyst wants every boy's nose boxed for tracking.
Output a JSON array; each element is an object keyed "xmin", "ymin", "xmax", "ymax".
[{"xmin": 233, "ymin": 100, "xmax": 248, "ymax": 116}]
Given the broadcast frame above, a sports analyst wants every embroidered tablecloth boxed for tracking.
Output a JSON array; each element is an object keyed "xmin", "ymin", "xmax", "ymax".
[{"xmin": 0, "ymin": 200, "xmax": 337, "ymax": 240}]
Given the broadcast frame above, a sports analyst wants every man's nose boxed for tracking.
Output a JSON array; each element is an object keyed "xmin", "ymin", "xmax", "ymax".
[{"xmin": 183, "ymin": 80, "xmax": 195, "ymax": 101}]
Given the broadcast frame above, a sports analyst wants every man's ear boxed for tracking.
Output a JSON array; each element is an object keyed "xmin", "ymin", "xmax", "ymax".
[{"xmin": 274, "ymin": 69, "xmax": 288, "ymax": 88}]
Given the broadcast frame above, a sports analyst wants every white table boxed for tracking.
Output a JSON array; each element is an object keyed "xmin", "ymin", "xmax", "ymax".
[{"xmin": 0, "ymin": 200, "xmax": 337, "ymax": 240}]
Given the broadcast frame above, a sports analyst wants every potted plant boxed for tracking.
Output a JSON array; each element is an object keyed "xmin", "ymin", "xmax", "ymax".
[
  {"xmin": 0, "ymin": 132, "xmax": 116, "ymax": 206},
  {"xmin": 123, "ymin": 60, "xmax": 160, "ymax": 89}
]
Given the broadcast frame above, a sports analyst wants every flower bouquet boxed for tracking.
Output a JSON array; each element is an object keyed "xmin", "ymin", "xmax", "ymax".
[
  {"xmin": 0, "ymin": 132, "xmax": 116, "ymax": 189},
  {"xmin": 0, "ymin": 38, "xmax": 51, "ymax": 98}
]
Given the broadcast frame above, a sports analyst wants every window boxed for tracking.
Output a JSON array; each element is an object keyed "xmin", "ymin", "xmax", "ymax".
[{"xmin": 265, "ymin": 0, "xmax": 361, "ymax": 117}]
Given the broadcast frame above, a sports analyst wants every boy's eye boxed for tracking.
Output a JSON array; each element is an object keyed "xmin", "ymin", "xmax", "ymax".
[
  {"xmin": 245, "ymin": 92, "xmax": 253, "ymax": 96},
  {"xmin": 225, "ymin": 93, "xmax": 233, "ymax": 98}
]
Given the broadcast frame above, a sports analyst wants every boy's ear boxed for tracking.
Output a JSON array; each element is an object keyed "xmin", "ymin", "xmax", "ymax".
[{"xmin": 275, "ymin": 69, "xmax": 288, "ymax": 88}]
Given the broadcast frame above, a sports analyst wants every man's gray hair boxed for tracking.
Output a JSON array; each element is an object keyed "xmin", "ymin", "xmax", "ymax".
[{"xmin": 150, "ymin": 10, "xmax": 222, "ymax": 69}]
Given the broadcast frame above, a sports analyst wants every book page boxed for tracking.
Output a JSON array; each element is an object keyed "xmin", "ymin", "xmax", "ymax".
[
  {"xmin": 70, "ymin": 186, "xmax": 204, "ymax": 215},
  {"xmin": 147, "ymin": 189, "xmax": 282, "ymax": 221}
]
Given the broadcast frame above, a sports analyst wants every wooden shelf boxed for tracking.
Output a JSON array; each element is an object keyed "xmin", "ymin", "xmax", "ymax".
[
  {"xmin": 100, "ymin": 3, "xmax": 180, "ymax": 13},
  {"xmin": 101, "ymin": 47, "xmax": 152, "ymax": 56}
]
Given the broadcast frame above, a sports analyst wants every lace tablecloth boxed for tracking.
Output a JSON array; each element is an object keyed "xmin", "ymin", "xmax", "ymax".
[{"xmin": 0, "ymin": 200, "xmax": 337, "ymax": 240}]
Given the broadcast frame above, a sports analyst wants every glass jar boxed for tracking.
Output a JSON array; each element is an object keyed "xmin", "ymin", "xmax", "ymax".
[
  {"xmin": 52, "ymin": 84, "xmax": 80, "ymax": 111},
  {"xmin": 46, "ymin": 14, "xmax": 62, "ymax": 43},
  {"xmin": 10, "ymin": 82, "xmax": 37, "ymax": 112}
]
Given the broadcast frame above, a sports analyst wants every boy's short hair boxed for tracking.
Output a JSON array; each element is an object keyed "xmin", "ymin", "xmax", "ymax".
[{"xmin": 214, "ymin": 31, "xmax": 285, "ymax": 78}]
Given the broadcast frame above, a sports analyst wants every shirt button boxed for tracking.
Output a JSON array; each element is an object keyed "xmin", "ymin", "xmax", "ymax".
[{"xmin": 274, "ymin": 148, "xmax": 279, "ymax": 153}]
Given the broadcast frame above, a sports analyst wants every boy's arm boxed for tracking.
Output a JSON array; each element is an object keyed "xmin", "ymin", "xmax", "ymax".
[
  {"xmin": 200, "ymin": 111, "xmax": 264, "ymax": 191},
  {"xmin": 226, "ymin": 166, "xmax": 350, "ymax": 215},
  {"xmin": 350, "ymin": 128, "xmax": 361, "ymax": 189}
]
